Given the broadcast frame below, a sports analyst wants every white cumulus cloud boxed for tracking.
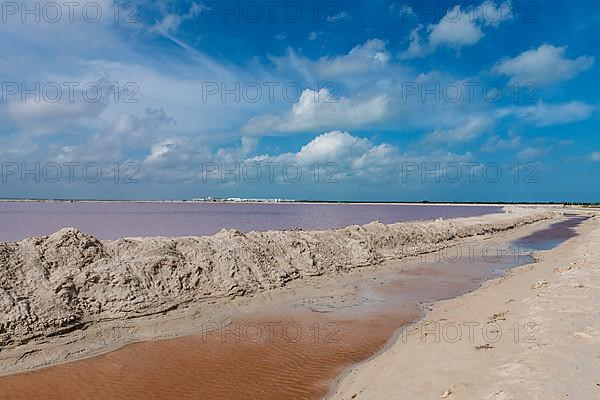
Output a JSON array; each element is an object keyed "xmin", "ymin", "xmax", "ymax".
[
  {"xmin": 494, "ymin": 44, "xmax": 594, "ymax": 85},
  {"xmin": 242, "ymin": 88, "xmax": 390, "ymax": 135},
  {"xmin": 402, "ymin": 0, "xmax": 512, "ymax": 58}
]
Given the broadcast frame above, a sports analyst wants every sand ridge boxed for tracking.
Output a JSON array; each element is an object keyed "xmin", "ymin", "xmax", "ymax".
[
  {"xmin": 0, "ymin": 206, "xmax": 560, "ymax": 375},
  {"xmin": 329, "ymin": 211, "xmax": 600, "ymax": 399}
]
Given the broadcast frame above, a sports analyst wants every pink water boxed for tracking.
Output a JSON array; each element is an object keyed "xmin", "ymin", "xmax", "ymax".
[{"xmin": 0, "ymin": 202, "xmax": 502, "ymax": 242}]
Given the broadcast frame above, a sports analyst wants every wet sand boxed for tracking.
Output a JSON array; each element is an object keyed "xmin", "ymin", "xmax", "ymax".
[
  {"xmin": 0, "ymin": 216, "xmax": 583, "ymax": 400},
  {"xmin": 331, "ymin": 211, "xmax": 599, "ymax": 399}
]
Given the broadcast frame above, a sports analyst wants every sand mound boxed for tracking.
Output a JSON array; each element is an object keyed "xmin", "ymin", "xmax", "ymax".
[{"xmin": 0, "ymin": 208, "xmax": 559, "ymax": 346}]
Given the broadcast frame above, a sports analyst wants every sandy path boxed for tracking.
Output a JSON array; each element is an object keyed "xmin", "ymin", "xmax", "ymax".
[{"xmin": 329, "ymin": 211, "xmax": 600, "ymax": 400}]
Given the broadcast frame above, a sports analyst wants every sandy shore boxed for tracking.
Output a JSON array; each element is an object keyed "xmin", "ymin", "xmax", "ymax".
[
  {"xmin": 329, "ymin": 210, "xmax": 600, "ymax": 400},
  {"xmin": 0, "ymin": 206, "xmax": 560, "ymax": 376}
]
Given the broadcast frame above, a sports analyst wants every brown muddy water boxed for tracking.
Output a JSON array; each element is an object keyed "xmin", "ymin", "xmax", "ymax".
[{"xmin": 0, "ymin": 216, "xmax": 586, "ymax": 400}]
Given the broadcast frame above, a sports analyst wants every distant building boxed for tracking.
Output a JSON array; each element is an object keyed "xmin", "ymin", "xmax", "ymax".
[
  {"xmin": 192, "ymin": 196, "xmax": 224, "ymax": 202},
  {"xmin": 191, "ymin": 196, "xmax": 293, "ymax": 203}
]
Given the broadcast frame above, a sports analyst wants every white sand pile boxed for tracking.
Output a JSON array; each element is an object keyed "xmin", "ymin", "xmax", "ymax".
[{"xmin": 0, "ymin": 207, "xmax": 558, "ymax": 348}]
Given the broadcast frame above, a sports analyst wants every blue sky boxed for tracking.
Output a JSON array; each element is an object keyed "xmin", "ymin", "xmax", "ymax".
[{"xmin": 0, "ymin": 0, "xmax": 599, "ymax": 201}]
